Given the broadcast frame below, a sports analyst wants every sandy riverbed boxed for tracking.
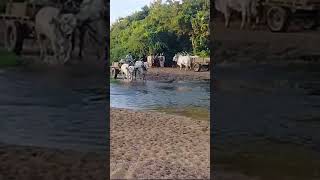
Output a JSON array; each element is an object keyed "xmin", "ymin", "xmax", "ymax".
[
  {"xmin": 110, "ymin": 108, "xmax": 210, "ymax": 179},
  {"xmin": 0, "ymin": 144, "xmax": 107, "ymax": 180}
]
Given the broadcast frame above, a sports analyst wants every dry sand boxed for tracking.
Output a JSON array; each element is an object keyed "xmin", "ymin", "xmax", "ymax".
[
  {"xmin": 0, "ymin": 144, "xmax": 107, "ymax": 180},
  {"xmin": 110, "ymin": 108, "xmax": 210, "ymax": 179}
]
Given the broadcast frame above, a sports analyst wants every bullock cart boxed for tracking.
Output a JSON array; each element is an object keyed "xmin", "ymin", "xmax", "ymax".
[
  {"xmin": 0, "ymin": 1, "xmax": 49, "ymax": 54},
  {"xmin": 191, "ymin": 57, "xmax": 210, "ymax": 72},
  {"xmin": 110, "ymin": 61, "xmax": 121, "ymax": 79},
  {"xmin": 259, "ymin": 0, "xmax": 320, "ymax": 32}
]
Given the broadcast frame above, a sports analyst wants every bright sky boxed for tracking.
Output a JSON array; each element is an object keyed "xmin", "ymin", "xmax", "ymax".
[{"xmin": 110, "ymin": 0, "xmax": 155, "ymax": 25}]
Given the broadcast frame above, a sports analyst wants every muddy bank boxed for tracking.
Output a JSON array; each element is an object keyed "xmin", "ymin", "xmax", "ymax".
[
  {"xmin": 213, "ymin": 21, "xmax": 320, "ymax": 64},
  {"xmin": 110, "ymin": 108, "xmax": 210, "ymax": 179},
  {"xmin": 0, "ymin": 144, "xmax": 107, "ymax": 180},
  {"xmin": 146, "ymin": 67, "xmax": 210, "ymax": 81}
]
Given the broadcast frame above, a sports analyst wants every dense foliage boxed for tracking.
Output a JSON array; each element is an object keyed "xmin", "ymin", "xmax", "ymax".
[
  {"xmin": 110, "ymin": 0, "xmax": 209, "ymax": 63},
  {"xmin": 0, "ymin": 0, "xmax": 7, "ymax": 13}
]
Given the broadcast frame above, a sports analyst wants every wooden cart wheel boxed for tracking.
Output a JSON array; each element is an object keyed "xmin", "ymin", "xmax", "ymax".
[
  {"xmin": 267, "ymin": 6, "xmax": 289, "ymax": 32},
  {"xmin": 193, "ymin": 63, "xmax": 201, "ymax": 72},
  {"xmin": 302, "ymin": 17, "xmax": 317, "ymax": 30},
  {"xmin": 203, "ymin": 65, "xmax": 210, "ymax": 71},
  {"xmin": 5, "ymin": 21, "xmax": 24, "ymax": 55}
]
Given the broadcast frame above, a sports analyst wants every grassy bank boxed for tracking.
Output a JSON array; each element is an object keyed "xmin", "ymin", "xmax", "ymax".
[
  {"xmin": 0, "ymin": 50, "xmax": 20, "ymax": 68},
  {"xmin": 110, "ymin": 78, "xmax": 121, "ymax": 84}
]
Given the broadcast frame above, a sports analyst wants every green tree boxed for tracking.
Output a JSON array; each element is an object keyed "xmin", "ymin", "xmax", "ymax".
[
  {"xmin": 191, "ymin": 7, "xmax": 210, "ymax": 57},
  {"xmin": 110, "ymin": 0, "xmax": 209, "ymax": 63}
]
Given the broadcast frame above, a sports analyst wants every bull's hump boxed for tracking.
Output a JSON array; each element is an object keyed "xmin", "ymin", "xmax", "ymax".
[{"xmin": 227, "ymin": 0, "xmax": 243, "ymax": 11}]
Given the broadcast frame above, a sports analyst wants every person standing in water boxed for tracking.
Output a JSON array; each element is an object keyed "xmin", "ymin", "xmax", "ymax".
[{"xmin": 125, "ymin": 52, "xmax": 134, "ymax": 65}]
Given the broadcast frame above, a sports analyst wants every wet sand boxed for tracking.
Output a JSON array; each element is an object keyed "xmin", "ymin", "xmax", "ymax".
[
  {"xmin": 146, "ymin": 67, "xmax": 210, "ymax": 81},
  {"xmin": 0, "ymin": 144, "xmax": 107, "ymax": 180},
  {"xmin": 110, "ymin": 108, "xmax": 210, "ymax": 179}
]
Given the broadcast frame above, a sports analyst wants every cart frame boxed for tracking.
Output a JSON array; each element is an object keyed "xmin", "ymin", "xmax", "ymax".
[
  {"xmin": 0, "ymin": 0, "xmax": 54, "ymax": 54},
  {"xmin": 259, "ymin": 0, "xmax": 320, "ymax": 32},
  {"xmin": 191, "ymin": 57, "xmax": 210, "ymax": 72}
]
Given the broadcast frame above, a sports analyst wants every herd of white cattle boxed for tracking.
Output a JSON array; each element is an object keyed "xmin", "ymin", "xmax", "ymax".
[
  {"xmin": 120, "ymin": 60, "xmax": 149, "ymax": 81},
  {"xmin": 119, "ymin": 53, "xmax": 200, "ymax": 82},
  {"xmin": 31, "ymin": 0, "xmax": 106, "ymax": 64},
  {"xmin": 173, "ymin": 53, "xmax": 197, "ymax": 71},
  {"xmin": 215, "ymin": 0, "xmax": 259, "ymax": 29},
  {"xmin": 30, "ymin": 0, "xmax": 258, "ymax": 65}
]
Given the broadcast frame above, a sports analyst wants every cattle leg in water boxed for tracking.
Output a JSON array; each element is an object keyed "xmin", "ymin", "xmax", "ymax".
[
  {"xmin": 241, "ymin": 8, "xmax": 246, "ymax": 29},
  {"xmin": 50, "ymin": 38, "xmax": 58, "ymax": 62},
  {"xmin": 71, "ymin": 31, "xmax": 75, "ymax": 56},
  {"xmin": 225, "ymin": 7, "xmax": 231, "ymax": 28},
  {"xmin": 70, "ymin": 27, "xmax": 85, "ymax": 60},
  {"xmin": 37, "ymin": 34, "xmax": 45, "ymax": 61},
  {"xmin": 78, "ymin": 28, "xmax": 85, "ymax": 59},
  {"xmin": 134, "ymin": 69, "xmax": 137, "ymax": 80}
]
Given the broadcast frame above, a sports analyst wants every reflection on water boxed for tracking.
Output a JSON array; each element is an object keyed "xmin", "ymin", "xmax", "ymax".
[
  {"xmin": 110, "ymin": 80, "xmax": 210, "ymax": 112},
  {"xmin": 214, "ymin": 63, "xmax": 320, "ymax": 179},
  {"xmin": 0, "ymin": 67, "xmax": 107, "ymax": 153}
]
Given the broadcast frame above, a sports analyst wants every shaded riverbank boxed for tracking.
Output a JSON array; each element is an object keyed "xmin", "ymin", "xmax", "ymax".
[
  {"xmin": 0, "ymin": 59, "xmax": 108, "ymax": 178},
  {"xmin": 0, "ymin": 50, "xmax": 21, "ymax": 68},
  {"xmin": 146, "ymin": 67, "xmax": 210, "ymax": 81},
  {"xmin": 213, "ymin": 18, "xmax": 320, "ymax": 179},
  {"xmin": 110, "ymin": 108, "xmax": 210, "ymax": 179},
  {"xmin": 214, "ymin": 62, "xmax": 320, "ymax": 180},
  {"xmin": 0, "ymin": 144, "xmax": 107, "ymax": 180},
  {"xmin": 0, "ymin": 60, "xmax": 107, "ymax": 152}
]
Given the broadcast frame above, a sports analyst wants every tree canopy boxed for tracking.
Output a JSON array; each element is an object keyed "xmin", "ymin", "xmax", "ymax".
[{"xmin": 110, "ymin": 0, "xmax": 210, "ymax": 63}]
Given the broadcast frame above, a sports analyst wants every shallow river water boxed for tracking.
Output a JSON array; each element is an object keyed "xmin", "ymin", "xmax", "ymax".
[
  {"xmin": 111, "ymin": 80, "xmax": 210, "ymax": 111},
  {"xmin": 0, "ymin": 66, "xmax": 107, "ymax": 153}
]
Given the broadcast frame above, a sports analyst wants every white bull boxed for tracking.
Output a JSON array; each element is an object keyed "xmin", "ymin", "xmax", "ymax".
[
  {"xmin": 173, "ymin": 54, "xmax": 192, "ymax": 71},
  {"xmin": 35, "ymin": 7, "xmax": 77, "ymax": 64},
  {"xmin": 120, "ymin": 63, "xmax": 134, "ymax": 81},
  {"xmin": 71, "ymin": 0, "xmax": 107, "ymax": 60},
  {"xmin": 147, "ymin": 56, "xmax": 153, "ymax": 67},
  {"xmin": 215, "ymin": 0, "xmax": 258, "ymax": 29},
  {"xmin": 144, "ymin": 62, "xmax": 149, "ymax": 69},
  {"xmin": 158, "ymin": 55, "xmax": 165, "ymax": 67},
  {"xmin": 134, "ymin": 60, "xmax": 148, "ymax": 81}
]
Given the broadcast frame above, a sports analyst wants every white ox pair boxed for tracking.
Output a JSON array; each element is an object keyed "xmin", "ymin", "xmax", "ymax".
[
  {"xmin": 120, "ymin": 61, "xmax": 149, "ymax": 81},
  {"xmin": 35, "ymin": 7, "xmax": 77, "ymax": 64},
  {"xmin": 173, "ymin": 54, "xmax": 193, "ymax": 71},
  {"xmin": 215, "ymin": 0, "xmax": 259, "ymax": 29}
]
